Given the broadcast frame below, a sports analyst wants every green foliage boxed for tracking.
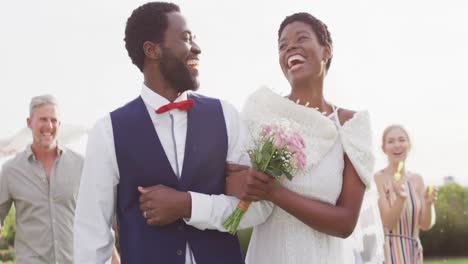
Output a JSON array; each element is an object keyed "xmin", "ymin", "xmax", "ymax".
[
  {"xmin": 1, "ymin": 207, "xmax": 16, "ymax": 246},
  {"xmin": 237, "ymin": 228, "xmax": 253, "ymax": 257},
  {"xmin": 426, "ymin": 258, "xmax": 468, "ymax": 264},
  {"xmin": 0, "ymin": 248, "xmax": 15, "ymax": 262},
  {"xmin": 421, "ymin": 183, "xmax": 468, "ymax": 256},
  {"xmin": 0, "ymin": 239, "xmax": 8, "ymax": 250}
]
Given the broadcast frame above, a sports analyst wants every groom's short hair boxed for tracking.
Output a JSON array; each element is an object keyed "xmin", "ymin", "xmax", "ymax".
[{"xmin": 124, "ymin": 2, "xmax": 180, "ymax": 72}]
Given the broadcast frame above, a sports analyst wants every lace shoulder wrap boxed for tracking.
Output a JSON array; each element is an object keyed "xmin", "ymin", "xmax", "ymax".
[
  {"xmin": 340, "ymin": 111, "xmax": 375, "ymax": 188},
  {"xmin": 341, "ymin": 112, "xmax": 384, "ymax": 263},
  {"xmin": 241, "ymin": 87, "xmax": 338, "ymax": 168}
]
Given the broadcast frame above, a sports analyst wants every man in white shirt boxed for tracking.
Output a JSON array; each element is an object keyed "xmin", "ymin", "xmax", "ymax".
[{"xmin": 73, "ymin": 2, "xmax": 272, "ymax": 264}]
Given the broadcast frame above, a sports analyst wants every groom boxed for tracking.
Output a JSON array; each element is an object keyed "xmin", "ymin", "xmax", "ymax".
[{"xmin": 73, "ymin": 2, "xmax": 261, "ymax": 264}]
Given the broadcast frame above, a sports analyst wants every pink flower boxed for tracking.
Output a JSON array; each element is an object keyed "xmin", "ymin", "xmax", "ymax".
[
  {"xmin": 287, "ymin": 133, "xmax": 305, "ymax": 153},
  {"xmin": 261, "ymin": 125, "xmax": 272, "ymax": 137},
  {"xmin": 272, "ymin": 129, "xmax": 287, "ymax": 149},
  {"xmin": 293, "ymin": 152, "xmax": 306, "ymax": 170}
]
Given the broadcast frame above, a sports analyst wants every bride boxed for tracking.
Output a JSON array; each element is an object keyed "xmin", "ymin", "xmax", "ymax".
[{"xmin": 187, "ymin": 12, "xmax": 384, "ymax": 263}]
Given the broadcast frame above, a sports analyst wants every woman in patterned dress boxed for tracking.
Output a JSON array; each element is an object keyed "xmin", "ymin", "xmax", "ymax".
[{"xmin": 374, "ymin": 125, "xmax": 437, "ymax": 263}]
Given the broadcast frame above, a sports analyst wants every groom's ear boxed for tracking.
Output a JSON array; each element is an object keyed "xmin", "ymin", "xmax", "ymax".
[{"xmin": 143, "ymin": 41, "xmax": 162, "ymax": 60}]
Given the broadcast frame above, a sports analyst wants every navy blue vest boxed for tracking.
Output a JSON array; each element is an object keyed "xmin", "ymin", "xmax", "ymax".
[{"xmin": 110, "ymin": 94, "xmax": 244, "ymax": 264}]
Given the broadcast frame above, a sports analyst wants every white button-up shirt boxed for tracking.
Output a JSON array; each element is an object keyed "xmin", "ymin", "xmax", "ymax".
[{"xmin": 74, "ymin": 84, "xmax": 272, "ymax": 264}]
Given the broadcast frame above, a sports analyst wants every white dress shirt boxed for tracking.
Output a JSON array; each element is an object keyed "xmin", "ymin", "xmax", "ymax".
[{"xmin": 73, "ymin": 84, "xmax": 273, "ymax": 264}]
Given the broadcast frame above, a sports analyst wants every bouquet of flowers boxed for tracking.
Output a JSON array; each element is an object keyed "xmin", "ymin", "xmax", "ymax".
[{"xmin": 223, "ymin": 122, "xmax": 307, "ymax": 234}]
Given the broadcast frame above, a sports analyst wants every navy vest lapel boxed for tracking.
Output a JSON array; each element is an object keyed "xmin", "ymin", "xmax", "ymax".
[
  {"xmin": 178, "ymin": 94, "xmax": 228, "ymax": 192},
  {"xmin": 179, "ymin": 94, "xmax": 196, "ymax": 188},
  {"xmin": 119, "ymin": 97, "xmax": 179, "ymax": 187}
]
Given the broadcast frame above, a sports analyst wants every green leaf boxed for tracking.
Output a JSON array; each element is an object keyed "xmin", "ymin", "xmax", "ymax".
[
  {"xmin": 266, "ymin": 167, "xmax": 283, "ymax": 179},
  {"xmin": 261, "ymin": 141, "xmax": 273, "ymax": 154},
  {"xmin": 254, "ymin": 150, "xmax": 263, "ymax": 165},
  {"xmin": 284, "ymin": 171, "xmax": 293, "ymax": 181}
]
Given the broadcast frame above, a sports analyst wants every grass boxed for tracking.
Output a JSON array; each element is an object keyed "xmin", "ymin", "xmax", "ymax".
[{"xmin": 425, "ymin": 258, "xmax": 468, "ymax": 264}]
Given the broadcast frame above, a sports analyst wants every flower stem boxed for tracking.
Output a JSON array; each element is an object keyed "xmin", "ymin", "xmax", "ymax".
[
  {"xmin": 261, "ymin": 146, "xmax": 276, "ymax": 172},
  {"xmin": 223, "ymin": 200, "xmax": 251, "ymax": 235}
]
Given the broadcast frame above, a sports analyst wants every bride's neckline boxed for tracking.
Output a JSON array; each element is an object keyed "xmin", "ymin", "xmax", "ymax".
[{"xmin": 285, "ymin": 96, "xmax": 336, "ymax": 118}]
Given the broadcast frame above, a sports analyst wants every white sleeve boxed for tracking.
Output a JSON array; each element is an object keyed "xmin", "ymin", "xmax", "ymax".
[
  {"xmin": 223, "ymin": 100, "xmax": 251, "ymax": 166},
  {"xmin": 187, "ymin": 192, "xmax": 273, "ymax": 231},
  {"xmin": 185, "ymin": 100, "xmax": 273, "ymax": 231},
  {"xmin": 74, "ymin": 115, "xmax": 119, "ymax": 264}
]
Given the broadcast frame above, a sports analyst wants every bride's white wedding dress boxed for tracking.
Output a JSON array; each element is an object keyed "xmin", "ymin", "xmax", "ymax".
[{"xmin": 242, "ymin": 88, "xmax": 384, "ymax": 264}]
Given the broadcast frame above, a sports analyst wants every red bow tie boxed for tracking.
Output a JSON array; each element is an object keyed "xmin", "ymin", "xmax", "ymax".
[{"xmin": 155, "ymin": 99, "xmax": 195, "ymax": 114}]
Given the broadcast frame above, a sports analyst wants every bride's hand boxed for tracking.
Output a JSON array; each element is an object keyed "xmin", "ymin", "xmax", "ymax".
[
  {"xmin": 225, "ymin": 163, "xmax": 249, "ymax": 174},
  {"xmin": 225, "ymin": 164, "xmax": 275, "ymax": 201}
]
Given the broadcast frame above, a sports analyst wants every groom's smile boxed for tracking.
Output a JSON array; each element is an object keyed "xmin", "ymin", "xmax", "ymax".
[{"xmin": 159, "ymin": 11, "xmax": 202, "ymax": 93}]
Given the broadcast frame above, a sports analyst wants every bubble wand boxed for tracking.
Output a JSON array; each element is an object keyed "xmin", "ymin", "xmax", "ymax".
[{"xmin": 394, "ymin": 161, "xmax": 404, "ymax": 181}]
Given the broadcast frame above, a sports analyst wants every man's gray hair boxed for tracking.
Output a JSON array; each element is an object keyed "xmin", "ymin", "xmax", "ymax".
[{"xmin": 29, "ymin": 94, "xmax": 59, "ymax": 117}]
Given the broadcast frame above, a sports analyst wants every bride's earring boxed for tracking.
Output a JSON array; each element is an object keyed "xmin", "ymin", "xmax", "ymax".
[
  {"xmin": 320, "ymin": 59, "xmax": 327, "ymax": 76},
  {"xmin": 322, "ymin": 59, "xmax": 328, "ymax": 68}
]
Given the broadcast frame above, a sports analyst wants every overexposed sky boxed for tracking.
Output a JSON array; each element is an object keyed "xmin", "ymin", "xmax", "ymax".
[{"xmin": 1, "ymin": 0, "xmax": 467, "ymax": 185}]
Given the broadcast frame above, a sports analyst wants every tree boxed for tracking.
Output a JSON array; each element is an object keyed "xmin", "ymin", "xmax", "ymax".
[
  {"xmin": 421, "ymin": 183, "xmax": 468, "ymax": 256},
  {"xmin": 1, "ymin": 207, "xmax": 15, "ymax": 246}
]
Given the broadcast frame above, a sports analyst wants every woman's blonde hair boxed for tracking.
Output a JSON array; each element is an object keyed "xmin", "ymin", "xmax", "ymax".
[{"xmin": 381, "ymin": 124, "xmax": 411, "ymax": 150}]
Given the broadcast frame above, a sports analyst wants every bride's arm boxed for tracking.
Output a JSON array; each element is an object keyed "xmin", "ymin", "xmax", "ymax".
[
  {"xmin": 237, "ymin": 108, "xmax": 370, "ymax": 238},
  {"xmin": 262, "ymin": 109, "xmax": 367, "ymax": 238},
  {"xmin": 265, "ymin": 154, "xmax": 365, "ymax": 238}
]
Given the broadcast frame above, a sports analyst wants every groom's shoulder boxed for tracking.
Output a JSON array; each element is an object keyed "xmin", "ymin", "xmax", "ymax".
[
  {"xmin": 188, "ymin": 92, "xmax": 224, "ymax": 108},
  {"xmin": 106, "ymin": 97, "xmax": 144, "ymax": 129},
  {"xmin": 188, "ymin": 92, "xmax": 219, "ymax": 102},
  {"xmin": 189, "ymin": 92, "xmax": 238, "ymax": 113},
  {"xmin": 111, "ymin": 96, "xmax": 143, "ymax": 114}
]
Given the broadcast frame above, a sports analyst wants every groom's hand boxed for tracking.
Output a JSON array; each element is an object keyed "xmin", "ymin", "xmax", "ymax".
[
  {"xmin": 138, "ymin": 185, "xmax": 191, "ymax": 226},
  {"xmin": 225, "ymin": 164, "xmax": 273, "ymax": 202}
]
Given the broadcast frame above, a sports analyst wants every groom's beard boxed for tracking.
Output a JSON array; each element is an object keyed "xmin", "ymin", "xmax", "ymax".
[{"xmin": 160, "ymin": 46, "xmax": 199, "ymax": 94}]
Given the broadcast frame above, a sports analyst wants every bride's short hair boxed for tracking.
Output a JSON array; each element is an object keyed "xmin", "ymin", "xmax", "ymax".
[{"xmin": 278, "ymin": 12, "xmax": 333, "ymax": 70}]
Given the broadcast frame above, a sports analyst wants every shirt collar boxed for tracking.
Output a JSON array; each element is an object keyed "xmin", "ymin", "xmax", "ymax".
[
  {"xmin": 26, "ymin": 143, "xmax": 64, "ymax": 162},
  {"xmin": 140, "ymin": 83, "xmax": 189, "ymax": 111}
]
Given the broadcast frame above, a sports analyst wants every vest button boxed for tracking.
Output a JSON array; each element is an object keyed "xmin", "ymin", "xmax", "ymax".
[{"xmin": 176, "ymin": 249, "xmax": 183, "ymax": 256}]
